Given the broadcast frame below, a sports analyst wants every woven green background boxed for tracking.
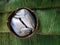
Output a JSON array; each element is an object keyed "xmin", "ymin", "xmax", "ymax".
[{"xmin": 0, "ymin": 0, "xmax": 60, "ymax": 45}]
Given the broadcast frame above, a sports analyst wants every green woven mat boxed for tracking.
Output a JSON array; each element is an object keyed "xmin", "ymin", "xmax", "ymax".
[
  {"xmin": 0, "ymin": 33, "xmax": 60, "ymax": 45},
  {"xmin": 0, "ymin": 0, "xmax": 60, "ymax": 12},
  {"xmin": 0, "ymin": 9, "xmax": 60, "ymax": 35},
  {"xmin": 0, "ymin": 0, "xmax": 60, "ymax": 45}
]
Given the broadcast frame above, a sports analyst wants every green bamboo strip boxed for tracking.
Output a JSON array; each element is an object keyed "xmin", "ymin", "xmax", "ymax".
[
  {"xmin": 0, "ymin": 9, "xmax": 60, "ymax": 35},
  {"xmin": 0, "ymin": 33, "xmax": 60, "ymax": 45},
  {"xmin": 0, "ymin": 0, "xmax": 60, "ymax": 12}
]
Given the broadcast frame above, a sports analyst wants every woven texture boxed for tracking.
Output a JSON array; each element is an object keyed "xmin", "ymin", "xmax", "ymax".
[
  {"xmin": 0, "ymin": 0, "xmax": 60, "ymax": 45},
  {"xmin": 0, "ymin": 33, "xmax": 60, "ymax": 45}
]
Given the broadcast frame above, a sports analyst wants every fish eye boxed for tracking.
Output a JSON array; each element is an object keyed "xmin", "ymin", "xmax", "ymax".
[{"xmin": 7, "ymin": 8, "xmax": 38, "ymax": 38}]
